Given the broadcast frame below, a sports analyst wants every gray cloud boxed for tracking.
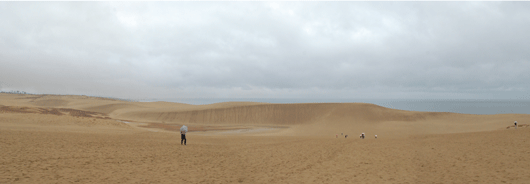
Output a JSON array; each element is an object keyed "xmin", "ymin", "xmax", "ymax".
[{"xmin": 1, "ymin": 2, "xmax": 530, "ymax": 99}]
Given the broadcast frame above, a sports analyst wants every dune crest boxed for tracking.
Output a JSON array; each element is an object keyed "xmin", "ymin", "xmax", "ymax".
[{"xmin": 1, "ymin": 93, "xmax": 528, "ymax": 137}]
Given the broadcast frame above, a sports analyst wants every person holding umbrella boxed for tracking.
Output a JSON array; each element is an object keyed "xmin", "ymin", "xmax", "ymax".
[{"xmin": 180, "ymin": 125, "xmax": 188, "ymax": 145}]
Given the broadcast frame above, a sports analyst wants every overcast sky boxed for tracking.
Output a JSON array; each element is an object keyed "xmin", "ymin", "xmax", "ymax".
[{"xmin": 1, "ymin": 2, "xmax": 530, "ymax": 100}]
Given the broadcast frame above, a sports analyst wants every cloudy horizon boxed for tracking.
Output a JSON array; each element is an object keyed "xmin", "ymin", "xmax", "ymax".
[{"xmin": 1, "ymin": 2, "xmax": 530, "ymax": 100}]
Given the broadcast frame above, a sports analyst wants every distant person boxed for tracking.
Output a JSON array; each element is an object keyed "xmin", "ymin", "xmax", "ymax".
[
  {"xmin": 375, "ymin": 135, "xmax": 377, "ymax": 139},
  {"xmin": 180, "ymin": 125, "xmax": 188, "ymax": 145},
  {"xmin": 181, "ymin": 130, "xmax": 187, "ymax": 145},
  {"xmin": 515, "ymin": 121, "xmax": 518, "ymax": 129},
  {"xmin": 345, "ymin": 135, "xmax": 348, "ymax": 138}
]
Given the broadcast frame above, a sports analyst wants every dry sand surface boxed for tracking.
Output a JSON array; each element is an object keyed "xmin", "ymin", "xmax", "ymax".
[{"xmin": 1, "ymin": 93, "xmax": 530, "ymax": 183}]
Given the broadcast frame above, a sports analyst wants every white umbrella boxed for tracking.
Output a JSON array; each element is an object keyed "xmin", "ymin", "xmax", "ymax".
[{"xmin": 180, "ymin": 125, "xmax": 188, "ymax": 132}]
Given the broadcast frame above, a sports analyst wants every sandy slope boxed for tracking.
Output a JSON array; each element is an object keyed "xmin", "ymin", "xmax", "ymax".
[
  {"xmin": 1, "ymin": 93, "xmax": 530, "ymax": 183},
  {"xmin": 2, "ymin": 93, "xmax": 527, "ymax": 137}
]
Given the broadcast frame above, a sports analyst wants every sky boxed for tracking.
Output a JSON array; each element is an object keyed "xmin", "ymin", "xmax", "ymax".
[{"xmin": 1, "ymin": 1, "xmax": 530, "ymax": 100}]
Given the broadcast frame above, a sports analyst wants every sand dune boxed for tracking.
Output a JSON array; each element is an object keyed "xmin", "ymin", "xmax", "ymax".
[
  {"xmin": 2, "ymin": 93, "xmax": 529, "ymax": 137},
  {"xmin": 1, "ymin": 93, "xmax": 530, "ymax": 183}
]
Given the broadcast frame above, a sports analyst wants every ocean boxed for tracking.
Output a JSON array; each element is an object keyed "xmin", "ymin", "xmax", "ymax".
[{"xmin": 145, "ymin": 98, "xmax": 530, "ymax": 115}]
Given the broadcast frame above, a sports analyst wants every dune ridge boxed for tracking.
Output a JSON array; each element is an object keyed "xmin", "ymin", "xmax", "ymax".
[{"xmin": 2, "ymin": 93, "xmax": 528, "ymax": 137}]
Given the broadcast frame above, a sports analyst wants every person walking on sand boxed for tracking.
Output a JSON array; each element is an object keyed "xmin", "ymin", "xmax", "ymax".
[
  {"xmin": 180, "ymin": 125, "xmax": 188, "ymax": 145},
  {"xmin": 515, "ymin": 121, "xmax": 518, "ymax": 129},
  {"xmin": 375, "ymin": 135, "xmax": 377, "ymax": 139}
]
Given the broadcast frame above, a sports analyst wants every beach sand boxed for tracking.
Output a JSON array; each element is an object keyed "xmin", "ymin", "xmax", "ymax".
[{"xmin": 1, "ymin": 93, "xmax": 530, "ymax": 183}]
